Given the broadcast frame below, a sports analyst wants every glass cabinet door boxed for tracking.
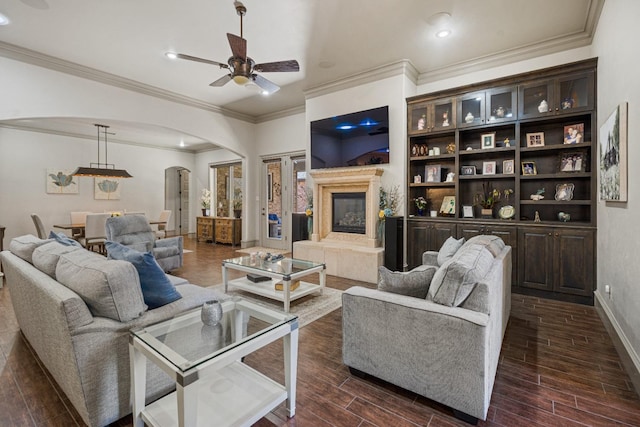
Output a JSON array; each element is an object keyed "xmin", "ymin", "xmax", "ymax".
[
  {"xmin": 430, "ymin": 98, "xmax": 456, "ymax": 132},
  {"xmin": 486, "ymin": 86, "xmax": 517, "ymax": 124},
  {"xmin": 518, "ymin": 80, "xmax": 554, "ymax": 119},
  {"xmin": 457, "ymin": 92, "xmax": 485, "ymax": 127},
  {"xmin": 557, "ymin": 72, "xmax": 594, "ymax": 113},
  {"xmin": 408, "ymin": 101, "xmax": 429, "ymax": 134}
]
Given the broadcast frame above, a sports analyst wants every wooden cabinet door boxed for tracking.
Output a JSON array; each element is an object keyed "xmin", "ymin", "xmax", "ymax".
[
  {"xmin": 407, "ymin": 220, "xmax": 430, "ymax": 269},
  {"xmin": 518, "ymin": 227, "xmax": 554, "ymax": 291},
  {"xmin": 432, "ymin": 222, "xmax": 456, "ymax": 250},
  {"xmin": 553, "ymin": 229, "xmax": 594, "ymax": 296}
]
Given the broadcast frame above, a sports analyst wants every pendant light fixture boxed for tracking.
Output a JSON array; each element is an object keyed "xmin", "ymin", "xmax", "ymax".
[{"xmin": 73, "ymin": 124, "xmax": 133, "ymax": 178}]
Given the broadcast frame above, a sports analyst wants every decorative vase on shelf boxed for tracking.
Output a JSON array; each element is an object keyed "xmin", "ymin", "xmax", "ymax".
[
  {"xmin": 538, "ymin": 100, "xmax": 548, "ymax": 113},
  {"xmin": 233, "ymin": 209, "xmax": 241, "ymax": 219},
  {"xmin": 417, "ymin": 208, "xmax": 425, "ymax": 216},
  {"xmin": 480, "ymin": 208, "xmax": 493, "ymax": 219},
  {"xmin": 201, "ymin": 208, "xmax": 207, "ymax": 216},
  {"xmin": 201, "ymin": 300, "xmax": 223, "ymax": 326},
  {"xmin": 307, "ymin": 216, "xmax": 313, "ymax": 237},
  {"xmin": 465, "ymin": 112, "xmax": 474, "ymax": 123}
]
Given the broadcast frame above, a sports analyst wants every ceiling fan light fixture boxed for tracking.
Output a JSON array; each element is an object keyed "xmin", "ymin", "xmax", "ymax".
[
  {"xmin": 165, "ymin": 52, "xmax": 178, "ymax": 59},
  {"xmin": 436, "ymin": 29, "xmax": 451, "ymax": 38},
  {"xmin": 232, "ymin": 74, "xmax": 250, "ymax": 85}
]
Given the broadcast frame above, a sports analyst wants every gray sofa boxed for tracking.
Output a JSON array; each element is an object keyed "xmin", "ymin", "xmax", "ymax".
[
  {"xmin": 0, "ymin": 234, "xmax": 222, "ymax": 427},
  {"xmin": 105, "ymin": 214, "xmax": 183, "ymax": 272},
  {"xmin": 342, "ymin": 235, "xmax": 512, "ymax": 423}
]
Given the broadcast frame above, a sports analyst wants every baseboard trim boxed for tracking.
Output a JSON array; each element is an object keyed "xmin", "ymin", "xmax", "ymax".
[{"xmin": 594, "ymin": 291, "xmax": 640, "ymax": 395}]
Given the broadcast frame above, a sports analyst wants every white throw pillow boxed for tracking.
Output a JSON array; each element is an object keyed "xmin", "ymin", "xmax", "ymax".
[{"xmin": 437, "ymin": 236, "xmax": 465, "ymax": 266}]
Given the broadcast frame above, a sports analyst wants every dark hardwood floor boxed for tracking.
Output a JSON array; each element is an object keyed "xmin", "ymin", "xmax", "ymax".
[{"xmin": 1, "ymin": 237, "xmax": 640, "ymax": 426}]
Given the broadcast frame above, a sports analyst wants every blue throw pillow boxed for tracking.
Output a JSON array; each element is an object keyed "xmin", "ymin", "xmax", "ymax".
[
  {"xmin": 48, "ymin": 231, "xmax": 83, "ymax": 247},
  {"xmin": 105, "ymin": 240, "xmax": 182, "ymax": 309}
]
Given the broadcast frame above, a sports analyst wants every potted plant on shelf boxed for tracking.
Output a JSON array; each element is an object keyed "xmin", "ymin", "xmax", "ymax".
[
  {"xmin": 200, "ymin": 188, "xmax": 211, "ymax": 216},
  {"xmin": 414, "ymin": 196, "xmax": 428, "ymax": 216},
  {"xmin": 473, "ymin": 183, "xmax": 513, "ymax": 218}
]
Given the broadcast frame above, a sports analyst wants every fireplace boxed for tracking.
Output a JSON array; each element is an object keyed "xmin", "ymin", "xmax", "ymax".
[{"xmin": 332, "ymin": 192, "xmax": 366, "ymax": 234}]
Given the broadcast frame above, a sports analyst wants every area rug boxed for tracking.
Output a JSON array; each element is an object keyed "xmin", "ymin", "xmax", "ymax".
[
  {"xmin": 235, "ymin": 247, "xmax": 290, "ymax": 256},
  {"xmin": 208, "ymin": 284, "xmax": 342, "ymax": 328}
]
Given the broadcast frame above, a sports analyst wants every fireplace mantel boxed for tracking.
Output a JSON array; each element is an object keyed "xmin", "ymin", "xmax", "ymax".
[{"xmin": 310, "ymin": 167, "xmax": 383, "ymax": 248}]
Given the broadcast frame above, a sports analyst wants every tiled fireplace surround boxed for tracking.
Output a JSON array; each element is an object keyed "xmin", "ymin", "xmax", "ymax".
[{"xmin": 293, "ymin": 167, "xmax": 384, "ymax": 283}]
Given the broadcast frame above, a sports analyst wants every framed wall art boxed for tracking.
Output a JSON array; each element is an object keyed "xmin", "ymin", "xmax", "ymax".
[
  {"xmin": 503, "ymin": 159, "xmax": 515, "ymax": 174},
  {"xmin": 599, "ymin": 102, "xmax": 628, "ymax": 201},
  {"xmin": 526, "ymin": 132, "xmax": 545, "ymax": 147},
  {"xmin": 482, "ymin": 161, "xmax": 496, "ymax": 175},
  {"xmin": 481, "ymin": 133, "xmax": 495, "ymax": 149},
  {"xmin": 563, "ymin": 123, "xmax": 584, "ymax": 144},
  {"xmin": 95, "ymin": 178, "xmax": 121, "ymax": 200},
  {"xmin": 522, "ymin": 161, "xmax": 537, "ymax": 175},
  {"xmin": 425, "ymin": 165, "xmax": 442, "ymax": 182},
  {"xmin": 46, "ymin": 169, "xmax": 78, "ymax": 194}
]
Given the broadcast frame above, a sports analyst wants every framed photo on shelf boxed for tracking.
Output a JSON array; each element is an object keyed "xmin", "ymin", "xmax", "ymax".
[
  {"xmin": 411, "ymin": 144, "xmax": 418, "ymax": 157},
  {"xmin": 482, "ymin": 161, "xmax": 496, "ymax": 175},
  {"xmin": 481, "ymin": 133, "xmax": 496, "ymax": 149},
  {"xmin": 460, "ymin": 165, "xmax": 476, "ymax": 176},
  {"xmin": 555, "ymin": 183, "xmax": 575, "ymax": 201},
  {"xmin": 563, "ymin": 123, "xmax": 584, "ymax": 144},
  {"xmin": 559, "ymin": 151, "xmax": 586, "ymax": 172},
  {"xmin": 526, "ymin": 132, "xmax": 545, "ymax": 147},
  {"xmin": 419, "ymin": 145, "xmax": 427, "ymax": 156},
  {"xmin": 503, "ymin": 159, "xmax": 515, "ymax": 174},
  {"xmin": 462, "ymin": 205, "xmax": 474, "ymax": 218},
  {"xmin": 440, "ymin": 196, "xmax": 456, "ymax": 215},
  {"xmin": 522, "ymin": 161, "xmax": 537, "ymax": 175},
  {"xmin": 425, "ymin": 164, "xmax": 442, "ymax": 182}
]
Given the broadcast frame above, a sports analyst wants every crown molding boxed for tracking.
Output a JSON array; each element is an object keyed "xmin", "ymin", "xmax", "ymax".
[
  {"xmin": 304, "ymin": 60, "xmax": 419, "ymax": 100},
  {"xmin": 0, "ymin": 122, "xmax": 210, "ymax": 153},
  {"xmin": 256, "ymin": 105, "xmax": 306, "ymax": 123},
  {"xmin": 0, "ymin": 41, "xmax": 256, "ymax": 124}
]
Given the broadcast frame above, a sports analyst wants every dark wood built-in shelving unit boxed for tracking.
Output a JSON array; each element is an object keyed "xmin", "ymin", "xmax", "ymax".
[{"xmin": 406, "ymin": 58, "xmax": 597, "ymax": 304}]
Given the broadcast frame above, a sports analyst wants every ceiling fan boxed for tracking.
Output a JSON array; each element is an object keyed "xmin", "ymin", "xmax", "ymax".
[{"xmin": 167, "ymin": 1, "xmax": 299, "ymax": 94}]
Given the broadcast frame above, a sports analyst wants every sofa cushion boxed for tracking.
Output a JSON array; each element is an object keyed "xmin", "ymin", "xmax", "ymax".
[
  {"xmin": 378, "ymin": 265, "xmax": 437, "ymax": 299},
  {"xmin": 462, "ymin": 235, "xmax": 505, "ymax": 257},
  {"xmin": 56, "ymin": 249, "xmax": 147, "ymax": 322},
  {"xmin": 428, "ymin": 243, "xmax": 495, "ymax": 307},
  {"xmin": 32, "ymin": 241, "xmax": 82, "ymax": 278},
  {"xmin": 106, "ymin": 241, "xmax": 182, "ymax": 309},
  {"xmin": 48, "ymin": 230, "xmax": 83, "ymax": 247},
  {"xmin": 9, "ymin": 234, "xmax": 51, "ymax": 264},
  {"xmin": 437, "ymin": 236, "xmax": 465, "ymax": 266}
]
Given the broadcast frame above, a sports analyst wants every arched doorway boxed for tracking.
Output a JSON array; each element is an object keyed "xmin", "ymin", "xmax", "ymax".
[{"xmin": 165, "ymin": 167, "xmax": 190, "ymax": 235}]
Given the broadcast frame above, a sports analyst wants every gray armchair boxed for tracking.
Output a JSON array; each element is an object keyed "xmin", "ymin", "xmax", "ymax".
[{"xmin": 105, "ymin": 215, "xmax": 183, "ymax": 272}]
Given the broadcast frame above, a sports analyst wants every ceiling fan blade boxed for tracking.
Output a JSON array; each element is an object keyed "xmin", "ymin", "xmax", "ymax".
[
  {"xmin": 174, "ymin": 53, "xmax": 229, "ymax": 69},
  {"xmin": 227, "ymin": 33, "xmax": 247, "ymax": 59},
  {"xmin": 251, "ymin": 74, "xmax": 280, "ymax": 94},
  {"xmin": 210, "ymin": 74, "xmax": 233, "ymax": 87},
  {"xmin": 254, "ymin": 60, "xmax": 300, "ymax": 73}
]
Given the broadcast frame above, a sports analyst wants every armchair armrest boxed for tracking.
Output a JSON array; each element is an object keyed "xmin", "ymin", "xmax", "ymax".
[
  {"xmin": 155, "ymin": 235, "xmax": 183, "ymax": 250},
  {"xmin": 422, "ymin": 251, "xmax": 438, "ymax": 266}
]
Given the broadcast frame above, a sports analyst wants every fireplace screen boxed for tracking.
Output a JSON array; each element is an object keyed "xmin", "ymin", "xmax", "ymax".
[{"xmin": 332, "ymin": 192, "xmax": 366, "ymax": 234}]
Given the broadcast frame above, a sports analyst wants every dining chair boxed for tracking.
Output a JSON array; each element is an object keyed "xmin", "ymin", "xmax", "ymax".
[
  {"xmin": 70, "ymin": 211, "xmax": 90, "ymax": 240},
  {"xmin": 30, "ymin": 213, "xmax": 47, "ymax": 239},
  {"xmin": 154, "ymin": 210, "xmax": 171, "ymax": 239},
  {"xmin": 83, "ymin": 213, "xmax": 110, "ymax": 254}
]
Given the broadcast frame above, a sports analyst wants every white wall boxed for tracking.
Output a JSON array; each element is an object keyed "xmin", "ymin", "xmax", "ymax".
[
  {"xmin": 0, "ymin": 127, "xmax": 195, "ymax": 241},
  {"xmin": 591, "ymin": 0, "xmax": 640, "ymax": 375}
]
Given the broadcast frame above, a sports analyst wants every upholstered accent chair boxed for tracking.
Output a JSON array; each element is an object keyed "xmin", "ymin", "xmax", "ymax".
[{"xmin": 105, "ymin": 215, "xmax": 183, "ymax": 272}]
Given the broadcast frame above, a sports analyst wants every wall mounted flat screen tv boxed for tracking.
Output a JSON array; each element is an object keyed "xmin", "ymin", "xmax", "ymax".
[{"xmin": 310, "ymin": 106, "xmax": 389, "ymax": 169}]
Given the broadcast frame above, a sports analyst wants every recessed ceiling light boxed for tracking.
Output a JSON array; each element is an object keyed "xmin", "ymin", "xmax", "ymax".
[
  {"xmin": 179, "ymin": 139, "xmax": 185, "ymax": 147},
  {"xmin": 165, "ymin": 52, "xmax": 178, "ymax": 60},
  {"xmin": 0, "ymin": 13, "xmax": 10, "ymax": 25},
  {"xmin": 435, "ymin": 29, "xmax": 451, "ymax": 38},
  {"xmin": 261, "ymin": 90, "xmax": 270, "ymax": 96}
]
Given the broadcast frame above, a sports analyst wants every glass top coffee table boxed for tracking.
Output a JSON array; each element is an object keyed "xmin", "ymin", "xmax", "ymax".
[
  {"xmin": 129, "ymin": 298, "xmax": 299, "ymax": 427},
  {"xmin": 222, "ymin": 256, "xmax": 326, "ymax": 312}
]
